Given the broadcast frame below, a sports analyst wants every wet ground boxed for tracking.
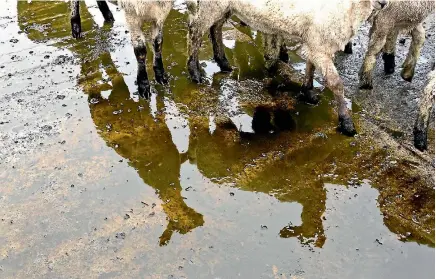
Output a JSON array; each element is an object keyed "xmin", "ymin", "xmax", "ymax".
[{"xmin": 0, "ymin": 0, "xmax": 434, "ymax": 278}]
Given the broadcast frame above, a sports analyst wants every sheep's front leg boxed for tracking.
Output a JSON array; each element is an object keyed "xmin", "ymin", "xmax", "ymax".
[
  {"xmin": 126, "ymin": 14, "xmax": 150, "ymax": 98},
  {"xmin": 151, "ymin": 21, "xmax": 168, "ymax": 84},
  {"xmin": 402, "ymin": 24, "xmax": 425, "ymax": 82},
  {"xmin": 359, "ymin": 23, "xmax": 388, "ymax": 89},
  {"xmin": 188, "ymin": 22, "xmax": 207, "ymax": 83},
  {"xmin": 313, "ymin": 54, "xmax": 356, "ymax": 136},
  {"xmin": 300, "ymin": 60, "xmax": 319, "ymax": 104},
  {"xmin": 70, "ymin": 0, "xmax": 81, "ymax": 39},
  {"xmin": 96, "ymin": 0, "xmax": 115, "ymax": 23},
  {"xmin": 210, "ymin": 15, "xmax": 232, "ymax": 72},
  {"xmin": 414, "ymin": 70, "xmax": 435, "ymax": 151},
  {"xmin": 382, "ymin": 29, "xmax": 399, "ymax": 74}
]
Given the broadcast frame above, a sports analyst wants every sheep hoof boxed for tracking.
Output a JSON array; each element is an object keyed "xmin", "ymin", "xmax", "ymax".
[
  {"xmin": 359, "ymin": 76, "xmax": 373, "ymax": 90},
  {"xmin": 71, "ymin": 20, "xmax": 81, "ymax": 39},
  {"xmin": 217, "ymin": 59, "xmax": 232, "ymax": 73},
  {"xmin": 338, "ymin": 116, "xmax": 357, "ymax": 137},
  {"xmin": 188, "ymin": 58, "xmax": 202, "ymax": 83},
  {"xmin": 401, "ymin": 69, "xmax": 414, "ymax": 82},
  {"xmin": 382, "ymin": 53, "xmax": 395, "ymax": 75},
  {"xmin": 300, "ymin": 85, "xmax": 319, "ymax": 105},
  {"xmin": 156, "ymin": 74, "xmax": 168, "ymax": 85},
  {"xmin": 413, "ymin": 128, "xmax": 428, "ymax": 151},
  {"xmin": 344, "ymin": 42, "xmax": 353, "ymax": 54},
  {"xmin": 138, "ymin": 83, "xmax": 151, "ymax": 99},
  {"xmin": 279, "ymin": 49, "xmax": 289, "ymax": 63}
]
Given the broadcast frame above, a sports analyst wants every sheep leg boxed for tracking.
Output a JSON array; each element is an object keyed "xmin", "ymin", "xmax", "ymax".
[
  {"xmin": 359, "ymin": 23, "xmax": 388, "ymax": 90},
  {"xmin": 96, "ymin": 0, "xmax": 115, "ymax": 23},
  {"xmin": 401, "ymin": 24, "xmax": 425, "ymax": 82},
  {"xmin": 313, "ymin": 54, "xmax": 356, "ymax": 136},
  {"xmin": 414, "ymin": 70, "xmax": 435, "ymax": 151},
  {"xmin": 210, "ymin": 14, "xmax": 232, "ymax": 72},
  {"xmin": 279, "ymin": 40, "xmax": 289, "ymax": 63},
  {"xmin": 126, "ymin": 14, "xmax": 150, "ymax": 98},
  {"xmin": 382, "ymin": 29, "xmax": 399, "ymax": 75},
  {"xmin": 188, "ymin": 9, "xmax": 225, "ymax": 83},
  {"xmin": 300, "ymin": 60, "xmax": 319, "ymax": 104},
  {"xmin": 344, "ymin": 42, "xmax": 353, "ymax": 54},
  {"xmin": 151, "ymin": 21, "xmax": 168, "ymax": 85},
  {"xmin": 70, "ymin": 0, "xmax": 81, "ymax": 39}
]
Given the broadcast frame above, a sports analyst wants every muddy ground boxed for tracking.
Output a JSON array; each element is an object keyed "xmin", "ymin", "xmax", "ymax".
[{"xmin": 0, "ymin": 0, "xmax": 434, "ymax": 278}]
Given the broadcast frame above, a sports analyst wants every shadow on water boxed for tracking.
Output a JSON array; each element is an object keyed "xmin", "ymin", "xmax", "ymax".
[{"xmin": 17, "ymin": 0, "xmax": 434, "ymax": 252}]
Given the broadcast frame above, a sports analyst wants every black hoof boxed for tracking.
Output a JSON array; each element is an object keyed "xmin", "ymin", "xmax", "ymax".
[
  {"xmin": 300, "ymin": 85, "xmax": 319, "ymax": 105},
  {"xmin": 138, "ymin": 82, "xmax": 151, "ymax": 99},
  {"xmin": 382, "ymin": 53, "xmax": 395, "ymax": 75},
  {"xmin": 217, "ymin": 59, "xmax": 233, "ymax": 73},
  {"xmin": 279, "ymin": 48, "xmax": 289, "ymax": 63},
  {"xmin": 71, "ymin": 21, "xmax": 81, "ymax": 39},
  {"xmin": 155, "ymin": 73, "xmax": 168, "ymax": 85},
  {"xmin": 359, "ymin": 75, "xmax": 373, "ymax": 90},
  {"xmin": 188, "ymin": 59, "xmax": 202, "ymax": 83},
  {"xmin": 413, "ymin": 128, "xmax": 428, "ymax": 151},
  {"xmin": 103, "ymin": 12, "xmax": 115, "ymax": 23},
  {"xmin": 344, "ymin": 42, "xmax": 353, "ymax": 54},
  {"xmin": 338, "ymin": 116, "xmax": 357, "ymax": 137}
]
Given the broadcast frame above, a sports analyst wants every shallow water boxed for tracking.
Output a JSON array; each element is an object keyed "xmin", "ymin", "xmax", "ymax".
[{"xmin": 0, "ymin": 1, "xmax": 434, "ymax": 278}]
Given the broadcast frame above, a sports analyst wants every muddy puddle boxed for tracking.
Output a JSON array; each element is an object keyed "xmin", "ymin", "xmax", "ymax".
[{"xmin": 0, "ymin": 0, "xmax": 434, "ymax": 278}]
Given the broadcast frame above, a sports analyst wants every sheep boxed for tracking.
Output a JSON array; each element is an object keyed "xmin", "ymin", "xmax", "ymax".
[
  {"xmin": 359, "ymin": 1, "xmax": 435, "ymax": 89},
  {"xmin": 70, "ymin": 0, "xmax": 115, "ymax": 39},
  {"xmin": 414, "ymin": 68, "xmax": 435, "ymax": 151},
  {"xmin": 187, "ymin": 0, "xmax": 389, "ymax": 136}
]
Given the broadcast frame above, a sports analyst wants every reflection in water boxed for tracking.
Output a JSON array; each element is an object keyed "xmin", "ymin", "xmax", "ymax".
[{"xmin": 17, "ymin": 0, "xmax": 434, "ymax": 252}]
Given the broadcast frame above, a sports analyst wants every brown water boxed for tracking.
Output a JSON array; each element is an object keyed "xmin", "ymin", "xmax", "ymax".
[{"xmin": 0, "ymin": 1, "xmax": 434, "ymax": 278}]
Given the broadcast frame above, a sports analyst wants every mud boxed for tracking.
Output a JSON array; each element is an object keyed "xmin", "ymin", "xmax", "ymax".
[{"xmin": 0, "ymin": 1, "xmax": 434, "ymax": 278}]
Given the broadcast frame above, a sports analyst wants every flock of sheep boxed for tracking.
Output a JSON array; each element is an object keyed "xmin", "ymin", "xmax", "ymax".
[{"xmin": 70, "ymin": 0, "xmax": 435, "ymax": 151}]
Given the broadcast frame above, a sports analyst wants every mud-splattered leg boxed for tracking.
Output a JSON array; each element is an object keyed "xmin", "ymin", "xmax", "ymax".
[
  {"xmin": 96, "ymin": 0, "xmax": 114, "ymax": 23},
  {"xmin": 313, "ymin": 52, "xmax": 356, "ymax": 136},
  {"xmin": 414, "ymin": 70, "xmax": 435, "ymax": 151},
  {"xmin": 188, "ymin": 6, "xmax": 227, "ymax": 83},
  {"xmin": 301, "ymin": 60, "xmax": 319, "ymax": 104},
  {"xmin": 344, "ymin": 41, "xmax": 353, "ymax": 54},
  {"xmin": 359, "ymin": 23, "xmax": 388, "ymax": 89},
  {"xmin": 402, "ymin": 24, "xmax": 425, "ymax": 82},
  {"xmin": 382, "ymin": 29, "xmax": 399, "ymax": 75},
  {"xmin": 126, "ymin": 13, "xmax": 150, "ymax": 98},
  {"xmin": 70, "ymin": 0, "xmax": 81, "ymax": 39},
  {"xmin": 279, "ymin": 41, "xmax": 289, "ymax": 63},
  {"xmin": 151, "ymin": 21, "xmax": 168, "ymax": 84},
  {"xmin": 210, "ymin": 14, "xmax": 232, "ymax": 72}
]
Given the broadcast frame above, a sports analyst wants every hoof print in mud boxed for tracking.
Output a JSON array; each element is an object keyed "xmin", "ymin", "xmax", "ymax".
[{"xmin": 338, "ymin": 116, "xmax": 357, "ymax": 137}]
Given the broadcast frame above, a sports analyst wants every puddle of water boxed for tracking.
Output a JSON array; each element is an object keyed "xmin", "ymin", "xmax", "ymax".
[{"xmin": 0, "ymin": 1, "xmax": 433, "ymax": 278}]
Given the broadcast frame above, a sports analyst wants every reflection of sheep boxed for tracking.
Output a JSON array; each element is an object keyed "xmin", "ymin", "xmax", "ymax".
[
  {"xmin": 359, "ymin": 1, "xmax": 435, "ymax": 89},
  {"xmin": 414, "ymin": 69, "xmax": 435, "ymax": 151},
  {"xmin": 187, "ymin": 0, "xmax": 389, "ymax": 137},
  {"xmin": 70, "ymin": 0, "xmax": 114, "ymax": 39}
]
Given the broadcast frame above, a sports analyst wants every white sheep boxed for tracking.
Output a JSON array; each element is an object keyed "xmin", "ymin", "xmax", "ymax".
[
  {"xmin": 414, "ymin": 68, "xmax": 435, "ymax": 151},
  {"xmin": 359, "ymin": 1, "xmax": 435, "ymax": 89},
  {"xmin": 187, "ymin": 0, "xmax": 389, "ymax": 136}
]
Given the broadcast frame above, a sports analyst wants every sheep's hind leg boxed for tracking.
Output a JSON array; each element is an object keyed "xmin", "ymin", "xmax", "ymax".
[
  {"xmin": 210, "ymin": 14, "xmax": 232, "ymax": 72},
  {"xmin": 300, "ymin": 60, "xmax": 319, "ymax": 104},
  {"xmin": 359, "ymin": 23, "xmax": 388, "ymax": 89},
  {"xmin": 382, "ymin": 29, "xmax": 399, "ymax": 74},
  {"xmin": 151, "ymin": 21, "xmax": 168, "ymax": 84},
  {"xmin": 263, "ymin": 34, "xmax": 281, "ymax": 71},
  {"xmin": 70, "ymin": 0, "xmax": 81, "ymax": 39},
  {"xmin": 414, "ymin": 70, "xmax": 435, "ymax": 151},
  {"xmin": 126, "ymin": 14, "xmax": 150, "ymax": 98},
  {"xmin": 313, "ymin": 53, "xmax": 356, "ymax": 136},
  {"xmin": 96, "ymin": 1, "xmax": 114, "ymax": 23},
  {"xmin": 402, "ymin": 24, "xmax": 425, "ymax": 82}
]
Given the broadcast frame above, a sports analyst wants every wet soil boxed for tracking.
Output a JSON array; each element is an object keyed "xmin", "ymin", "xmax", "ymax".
[{"xmin": 0, "ymin": 1, "xmax": 434, "ymax": 278}]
